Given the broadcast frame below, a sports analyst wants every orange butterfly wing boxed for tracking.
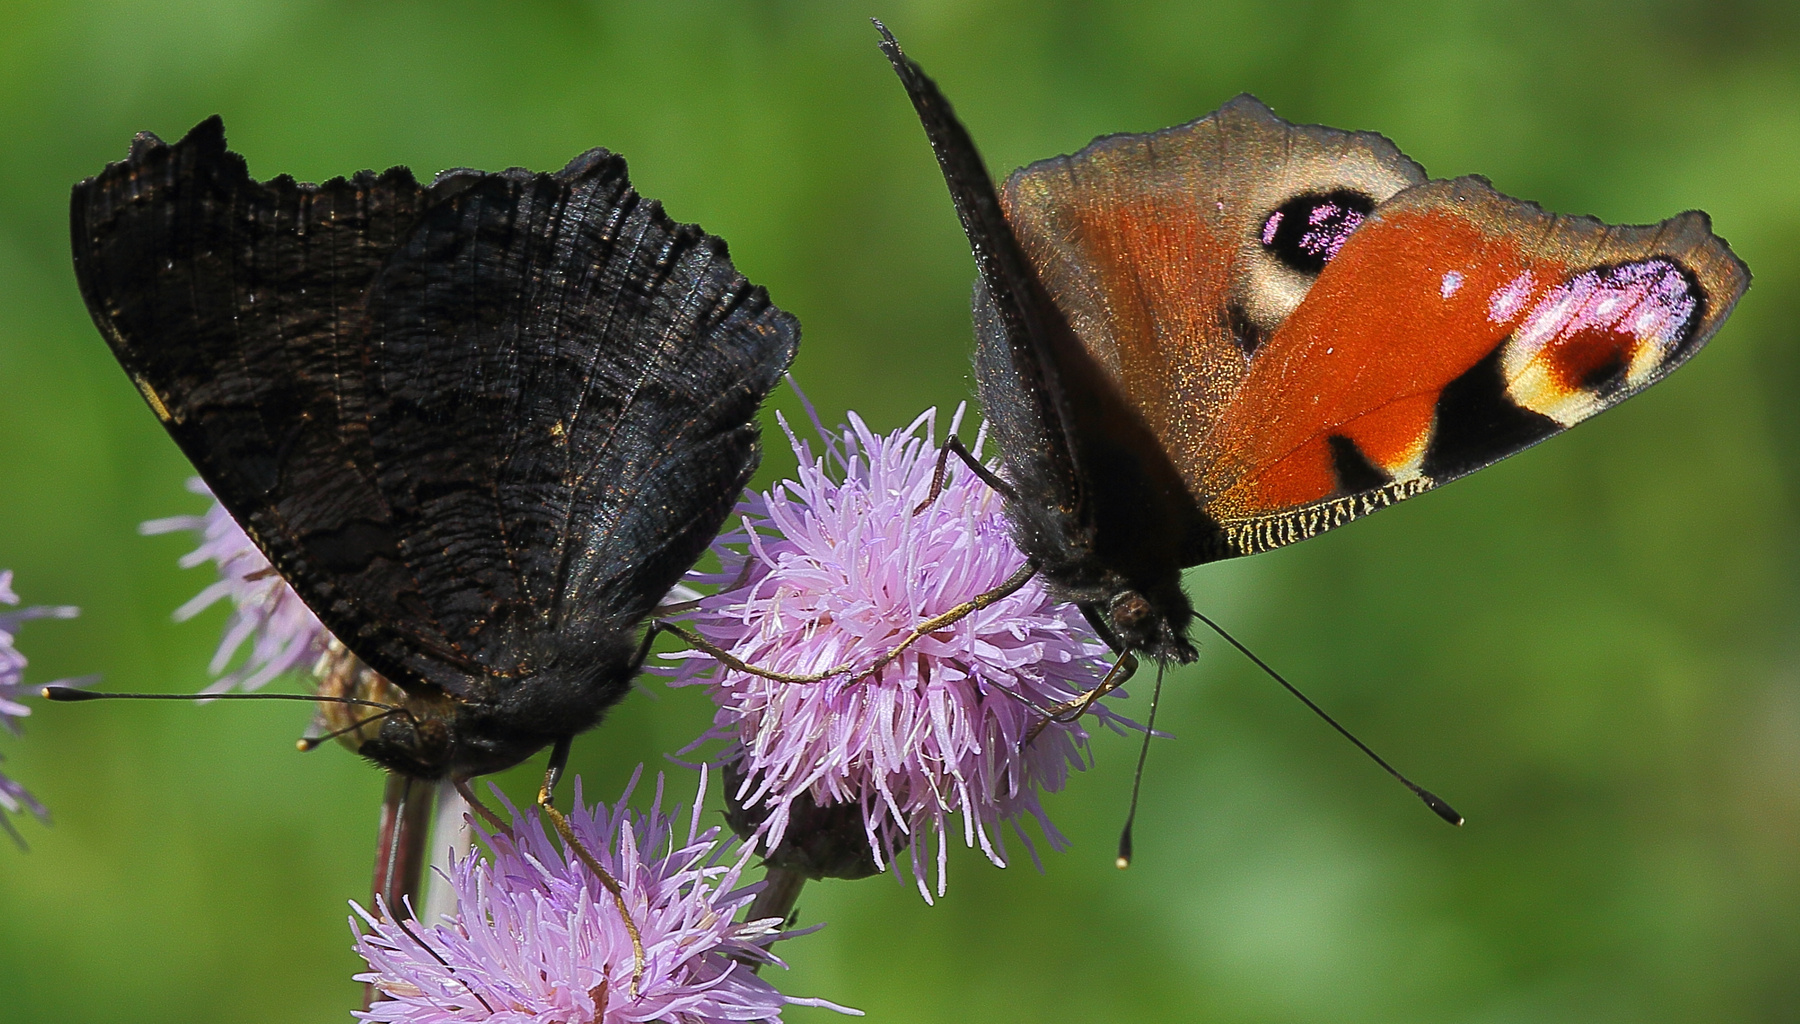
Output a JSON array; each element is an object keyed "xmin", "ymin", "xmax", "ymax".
[
  {"xmin": 1002, "ymin": 102, "xmax": 1748, "ymax": 562},
  {"xmin": 1000, "ymin": 95, "xmax": 1426, "ymax": 498},
  {"xmin": 1202, "ymin": 176, "xmax": 1748, "ymax": 553}
]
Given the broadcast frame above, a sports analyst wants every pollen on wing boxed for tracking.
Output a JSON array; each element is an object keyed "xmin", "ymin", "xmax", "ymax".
[{"xmin": 1498, "ymin": 259, "xmax": 1698, "ymax": 426}]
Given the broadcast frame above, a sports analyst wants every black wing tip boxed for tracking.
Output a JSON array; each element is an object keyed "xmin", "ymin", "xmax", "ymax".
[
  {"xmin": 872, "ymin": 18, "xmax": 911, "ymax": 75},
  {"xmin": 177, "ymin": 114, "xmax": 227, "ymax": 152},
  {"xmin": 557, "ymin": 146, "xmax": 624, "ymax": 183}
]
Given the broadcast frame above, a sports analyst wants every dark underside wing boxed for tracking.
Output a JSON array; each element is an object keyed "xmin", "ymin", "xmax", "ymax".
[
  {"xmin": 72, "ymin": 117, "xmax": 798, "ymax": 774},
  {"xmin": 878, "ymin": 25, "xmax": 1208, "ymax": 662}
]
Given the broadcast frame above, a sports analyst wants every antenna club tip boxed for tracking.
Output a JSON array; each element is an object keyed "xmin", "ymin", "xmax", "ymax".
[
  {"xmin": 1421, "ymin": 791, "xmax": 1464, "ymax": 826},
  {"xmin": 296, "ymin": 739, "xmax": 313, "ymax": 752},
  {"xmin": 1114, "ymin": 856, "xmax": 1131, "ymax": 870},
  {"xmin": 41, "ymin": 685, "xmax": 88, "ymax": 701}
]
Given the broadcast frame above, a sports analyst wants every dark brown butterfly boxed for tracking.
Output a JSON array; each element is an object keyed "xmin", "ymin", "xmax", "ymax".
[{"xmin": 69, "ymin": 117, "xmax": 798, "ymax": 783}]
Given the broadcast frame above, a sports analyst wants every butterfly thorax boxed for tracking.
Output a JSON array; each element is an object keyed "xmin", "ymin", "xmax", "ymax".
[
  {"xmin": 358, "ymin": 626, "xmax": 640, "ymax": 780},
  {"xmin": 990, "ymin": 465, "xmax": 1198, "ymax": 664},
  {"xmin": 972, "ymin": 287, "xmax": 1202, "ymax": 666}
]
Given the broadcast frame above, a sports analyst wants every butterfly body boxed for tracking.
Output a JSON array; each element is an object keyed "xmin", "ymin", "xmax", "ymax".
[
  {"xmin": 72, "ymin": 118, "xmax": 798, "ymax": 780},
  {"xmin": 880, "ymin": 28, "xmax": 1748, "ymax": 665}
]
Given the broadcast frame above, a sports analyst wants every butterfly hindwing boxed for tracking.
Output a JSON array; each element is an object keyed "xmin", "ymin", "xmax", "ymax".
[{"xmin": 998, "ymin": 93, "xmax": 1427, "ymax": 496}]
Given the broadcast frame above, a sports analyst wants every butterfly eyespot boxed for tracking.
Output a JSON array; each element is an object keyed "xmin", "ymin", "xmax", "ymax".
[
  {"xmin": 1500, "ymin": 257, "xmax": 1702, "ymax": 425},
  {"xmin": 1259, "ymin": 190, "xmax": 1375, "ymax": 274}
]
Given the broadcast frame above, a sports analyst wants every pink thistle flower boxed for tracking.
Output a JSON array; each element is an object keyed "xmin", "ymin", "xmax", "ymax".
[
  {"xmin": 667, "ymin": 406, "xmax": 1128, "ymax": 901},
  {"xmin": 351, "ymin": 768, "xmax": 856, "ymax": 1023},
  {"xmin": 141, "ymin": 477, "xmax": 330, "ymax": 693},
  {"xmin": 0, "ymin": 570, "xmax": 80, "ymax": 843}
]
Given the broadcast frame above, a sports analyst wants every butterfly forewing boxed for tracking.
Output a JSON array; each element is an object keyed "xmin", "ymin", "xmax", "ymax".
[
  {"xmin": 879, "ymin": 26, "xmax": 1211, "ymax": 623},
  {"xmin": 886, "ymin": 23, "xmax": 1745, "ymax": 662},
  {"xmin": 72, "ymin": 118, "xmax": 799, "ymax": 709},
  {"xmin": 1201, "ymin": 175, "xmax": 1749, "ymax": 554},
  {"xmin": 71, "ymin": 117, "xmax": 457, "ymax": 690}
]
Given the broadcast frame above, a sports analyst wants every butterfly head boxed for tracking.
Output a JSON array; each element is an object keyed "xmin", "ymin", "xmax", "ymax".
[
  {"xmin": 355, "ymin": 688, "xmax": 474, "ymax": 780},
  {"xmin": 1104, "ymin": 583, "xmax": 1197, "ymax": 665}
]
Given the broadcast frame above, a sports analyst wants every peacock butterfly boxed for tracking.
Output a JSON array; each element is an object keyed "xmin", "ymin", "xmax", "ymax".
[
  {"xmin": 877, "ymin": 26, "xmax": 1749, "ymax": 670},
  {"xmin": 69, "ymin": 117, "xmax": 798, "ymax": 782}
]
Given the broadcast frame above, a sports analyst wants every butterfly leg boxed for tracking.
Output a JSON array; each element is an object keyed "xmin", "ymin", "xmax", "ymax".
[
  {"xmin": 649, "ymin": 620, "xmax": 844, "ymax": 684},
  {"xmin": 380, "ymin": 910, "xmax": 498, "ymax": 1015},
  {"xmin": 1024, "ymin": 650, "xmax": 1139, "ymax": 745},
  {"xmin": 451, "ymin": 778, "xmax": 509, "ymax": 831},
  {"xmin": 655, "ymin": 560, "xmax": 1039, "ymax": 687},
  {"xmin": 853, "ymin": 560, "xmax": 1037, "ymax": 679},
  {"xmin": 1078, "ymin": 602, "xmax": 1128, "ymax": 655},
  {"xmin": 913, "ymin": 435, "xmax": 1018, "ymax": 515},
  {"xmin": 536, "ymin": 735, "xmax": 647, "ymax": 992}
]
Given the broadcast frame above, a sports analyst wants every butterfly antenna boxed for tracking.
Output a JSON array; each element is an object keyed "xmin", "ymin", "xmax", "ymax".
[
  {"xmin": 1190, "ymin": 611, "xmax": 1463, "ymax": 826},
  {"xmin": 1116, "ymin": 663, "xmax": 1166, "ymax": 868},
  {"xmin": 297, "ymin": 708, "xmax": 405, "ymax": 752},
  {"xmin": 42, "ymin": 685, "xmax": 405, "ymax": 715}
]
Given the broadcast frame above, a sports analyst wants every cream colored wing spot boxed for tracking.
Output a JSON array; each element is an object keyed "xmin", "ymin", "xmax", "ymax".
[
  {"xmin": 1234, "ymin": 165, "xmax": 1421, "ymax": 336},
  {"xmin": 1378, "ymin": 421, "xmax": 1433, "ymax": 483}
]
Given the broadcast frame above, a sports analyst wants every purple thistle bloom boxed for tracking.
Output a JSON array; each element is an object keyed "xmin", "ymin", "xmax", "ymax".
[
  {"xmin": 141, "ymin": 477, "xmax": 330, "ymax": 693},
  {"xmin": 0, "ymin": 569, "xmax": 79, "ymax": 842},
  {"xmin": 351, "ymin": 768, "xmax": 856, "ymax": 1023},
  {"xmin": 667, "ymin": 407, "xmax": 1128, "ymax": 900}
]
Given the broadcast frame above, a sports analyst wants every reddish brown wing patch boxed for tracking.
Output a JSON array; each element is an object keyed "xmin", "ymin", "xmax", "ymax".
[
  {"xmin": 1016, "ymin": 188, "xmax": 1231, "ymax": 466},
  {"xmin": 1000, "ymin": 95, "xmax": 1426, "ymax": 496},
  {"xmin": 1206, "ymin": 207, "xmax": 1519, "ymax": 515},
  {"xmin": 1200, "ymin": 176, "xmax": 1747, "ymax": 551}
]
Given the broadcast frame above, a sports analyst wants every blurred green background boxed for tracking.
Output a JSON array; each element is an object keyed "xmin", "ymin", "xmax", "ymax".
[{"xmin": 0, "ymin": 1, "xmax": 1796, "ymax": 1021}]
